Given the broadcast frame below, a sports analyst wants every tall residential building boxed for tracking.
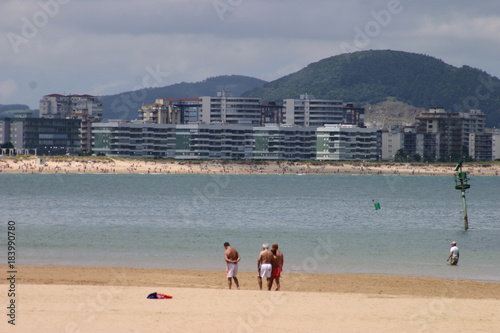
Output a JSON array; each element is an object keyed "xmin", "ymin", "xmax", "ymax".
[
  {"xmin": 493, "ymin": 129, "xmax": 500, "ymax": 161},
  {"xmin": 283, "ymin": 94, "xmax": 364, "ymax": 127},
  {"xmin": 171, "ymin": 98, "xmax": 203, "ymax": 123},
  {"xmin": 415, "ymin": 107, "xmax": 486, "ymax": 160},
  {"xmin": 200, "ymin": 91, "xmax": 261, "ymax": 125},
  {"xmin": 381, "ymin": 131, "xmax": 403, "ymax": 161},
  {"xmin": 39, "ymin": 94, "xmax": 103, "ymax": 154},
  {"xmin": 381, "ymin": 127, "xmax": 438, "ymax": 161},
  {"xmin": 139, "ymin": 98, "xmax": 201, "ymax": 124},
  {"xmin": 469, "ymin": 129, "xmax": 500, "ymax": 161},
  {"xmin": 40, "ymin": 94, "xmax": 103, "ymax": 119}
]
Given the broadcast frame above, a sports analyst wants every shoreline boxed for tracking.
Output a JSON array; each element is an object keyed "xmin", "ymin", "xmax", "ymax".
[
  {"xmin": 4, "ymin": 265, "xmax": 500, "ymax": 299},
  {"xmin": 1, "ymin": 156, "xmax": 499, "ymax": 176}
]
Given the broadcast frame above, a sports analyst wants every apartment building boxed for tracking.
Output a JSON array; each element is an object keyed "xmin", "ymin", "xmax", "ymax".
[
  {"xmin": 174, "ymin": 124, "xmax": 254, "ymax": 159},
  {"xmin": 316, "ymin": 124, "xmax": 378, "ymax": 161},
  {"xmin": 40, "ymin": 94, "xmax": 103, "ymax": 119},
  {"xmin": 469, "ymin": 129, "xmax": 500, "ymax": 161},
  {"xmin": 200, "ymin": 91, "xmax": 261, "ymax": 125},
  {"xmin": 415, "ymin": 107, "xmax": 485, "ymax": 160},
  {"xmin": 93, "ymin": 122, "xmax": 376, "ymax": 161},
  {"xmin": 0, "ymin": 117, "xmax": 81, "ymax": 155},
  {"xmin": 39, "ymin": 94, "xmax": 103, "ymax": 154},
  {"xmin": 381, "ymin": 131, "xmax": 403, "ymax": 161},
  {"xmin": 284, "ymin": 94, "xmax": 364, "ymax": 127},
  {"xmin": 139, "ymin": 98, "xmax": 201, "ymax": 124},
  {"xmin": 92, "ymin": 122, "xmax": 176, "ymax": 158},
  {"xmin": 252, "ymin": 125, "xmax": 317, "ymax": 160}
]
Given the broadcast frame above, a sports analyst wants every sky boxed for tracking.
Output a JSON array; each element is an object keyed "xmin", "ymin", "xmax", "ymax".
[{"xmin": 1, "ymin": 0, "xmax": 500, "ymax": 109}]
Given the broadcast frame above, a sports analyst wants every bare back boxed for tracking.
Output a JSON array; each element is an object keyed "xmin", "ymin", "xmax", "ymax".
[
  {"xmin": 258, "ymin": 249, "xmax": 273, "ymax": 264},
  {"xmin": 225, "ymin": 247, "xmax": 239, "ymax": 263}
]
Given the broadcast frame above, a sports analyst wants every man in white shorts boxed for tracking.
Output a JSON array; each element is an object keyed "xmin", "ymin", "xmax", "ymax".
[
  {"xmin": 224, "ymin": 242, "xmax": 240, "ymax": 289},
  {"xmin": 257, "ymin": 243, "xmax": 274, "ymax": 290},
  {"xmin": 447, "ymin": 241, "xmax": 460, "ymax": 265}
]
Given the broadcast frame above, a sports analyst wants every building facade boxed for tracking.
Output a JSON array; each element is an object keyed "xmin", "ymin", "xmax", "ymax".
[
  {"xmin": 316, "ymin": 125, "xmax": 378, "ymax": 161},
  {"xmin": 39, "ymin": 94, "xmax": 103, "ymax": 154},
  {"xmin": 0, "ymin": 117, "xmax": 81, "ymax": 155},
  {"xmin": 139, "ymin": 98, "xmax": 201, "ymax": 124},
  {"xmin": 200, "ymin": 91, "xmax": 262, "ymax": 125},
  {"xmin": 415, "ymin": 107, "xmax": 485, "ymax": 161},
  {"xmin": 284, "ymin": 94, "xmax": 364, "ymax": 127},
  {"xmin": 93, "ymin": 122, "xmax": 377, "ymax": 161},
  {"xmin": 40, "ymin": 94, "xmax": 103, "ymax": 119},
  {"xmin": 469, "ymin": 129, "xmax": 500, "ymax": 161},
  {"xmin": 252, "ymin": 125, "xmax": 317, "ymax": 160}
]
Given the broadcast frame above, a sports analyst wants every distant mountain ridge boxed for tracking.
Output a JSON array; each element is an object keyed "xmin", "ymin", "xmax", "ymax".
[
  {"xmin": 5, "ymin": 50, "xmax": 500, "ymax": 128},
  {"xmin": 242, "ymin": 50, "xmax": 500, "ymax": 128},
  {"xmin": 99, "ymin": 75, "xmax": 267, "ymax": 120},
  {"xmin": 0, "ymin": 104, "xmax": 31, "ymax": 117}
]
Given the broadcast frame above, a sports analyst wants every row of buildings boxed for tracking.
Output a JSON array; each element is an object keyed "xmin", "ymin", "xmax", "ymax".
[
  {"xmin": 92, "ymin": 123, "xmax": 378, "ymax": 161},
  {"xmin": 1, "ymin": 93, "xmax": 499, "ymax": 161},
  {"xmin": 138, "ymin": 92, "xmax": 365, "ymax": 128}
]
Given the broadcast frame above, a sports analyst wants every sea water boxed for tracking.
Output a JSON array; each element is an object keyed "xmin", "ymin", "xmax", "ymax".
[{"xmin": 1, "ymin": 173, "xmax": 499, "ymax": 282}]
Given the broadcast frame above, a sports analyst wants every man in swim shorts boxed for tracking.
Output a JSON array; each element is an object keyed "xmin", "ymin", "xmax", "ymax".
[
  {"xmin": 257, "ymin": 243, "xmax": 273, "ymax": 290},
  {"xmin": 271, "ymin": 243, "xmax": 284, "ymax": 291},
  {"xmin": 447, "ymin": 241, "xmax": 459, "ymax": 265},
  {"xmin": 224, "ymin": 242, "xmax": 240, "ymax": 289}
]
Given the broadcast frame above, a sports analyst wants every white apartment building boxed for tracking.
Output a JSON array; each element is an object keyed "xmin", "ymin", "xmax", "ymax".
[
  {"xmin": 381, "ymin": 131, "xmax": 403, "ymax": 161},
  {"xmin": 493, "ymin": 129, "xmax": 500, "ymax": 161},
  {"xmin": 200, "ymin": 91, "xmax": 261, "ymax": 125},
  {"xmin": 316, "ymin": 124, "xmax": 378, "ymax": 161},
  {"xmin": 284, "ymin": 94, "xmax": 345, "ymax": 127}
]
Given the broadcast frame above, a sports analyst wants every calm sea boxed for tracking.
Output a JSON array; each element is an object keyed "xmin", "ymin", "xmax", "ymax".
[{"xmin": 1, "ymin": 173, "xmax": 499, "ymax": 282}]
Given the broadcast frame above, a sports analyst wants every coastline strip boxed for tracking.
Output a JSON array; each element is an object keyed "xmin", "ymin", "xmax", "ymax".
[{"xmin": 5, "ymin": 265, "xmax": 500, "ymax": 300}]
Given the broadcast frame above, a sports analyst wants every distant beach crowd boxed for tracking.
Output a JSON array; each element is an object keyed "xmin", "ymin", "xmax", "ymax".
[{"xmin": 0, "ymin": 156, "xmax": 499, "ymax": 176}]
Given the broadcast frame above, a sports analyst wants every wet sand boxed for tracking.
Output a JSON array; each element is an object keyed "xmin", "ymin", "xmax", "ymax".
[{"xmin": 1, "ymin": 265, "xmax": 499, "ymax": 332}]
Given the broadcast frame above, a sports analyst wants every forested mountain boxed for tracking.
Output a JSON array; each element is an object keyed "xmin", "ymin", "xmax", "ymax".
[
  {"xmin": 99, "ymin": 75, "xmax": 267, "ymax": 120},
  {"xmin": 242, "ymin": 50, "xmax": 500, "ymax": 128}
]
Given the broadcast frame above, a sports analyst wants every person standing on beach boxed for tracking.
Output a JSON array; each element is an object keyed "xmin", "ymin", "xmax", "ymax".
[
  {"xmin": 447, "ymin": 241, "xmax": 460, "ymax": 265},
  {"xmin": 257, "ymin": 243, "xmax": 273, "ymax": 290},
  {"xmin": 224, "ymin": 242, "xmax": 240, "ymax": 289},
  {"xmin": 270, "ymin": 248, "xmax": 281, "ymax": 291},
  {"xmin": 271, "ymin": 243, "xmax": 284, "ymax": 291}
]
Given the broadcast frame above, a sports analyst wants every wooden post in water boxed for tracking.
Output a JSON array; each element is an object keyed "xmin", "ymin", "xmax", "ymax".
[{"xmin": 454, "ymin": 161, "xmax": 470, "ymax": 231}]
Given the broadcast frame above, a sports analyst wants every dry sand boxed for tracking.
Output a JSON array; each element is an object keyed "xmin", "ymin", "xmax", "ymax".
[
  {"xmin": 1, "ymin": 266, "xmax": 499, "ymax": 332},
  {"xmin": 1, "ymin": 156, "xmax": 499, "ymax": 176}
]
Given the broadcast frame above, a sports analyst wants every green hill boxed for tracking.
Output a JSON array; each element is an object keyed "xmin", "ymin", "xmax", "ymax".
[
  {"xmin": 243, "ymin": 50, "xmax": 500, "ymax": 128},
  {"xmin": 100, "ymin": 75, "xmax": 267, "ymax": 120},
  {"xmin": 0, "ymin": 104, "xmax": 32, "ymax": 117}
]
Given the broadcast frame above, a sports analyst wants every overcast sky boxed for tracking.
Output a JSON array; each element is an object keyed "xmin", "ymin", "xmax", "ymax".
[{"xmin": 1, "ymin": 0, "xmax": 500, "ymax": 108}]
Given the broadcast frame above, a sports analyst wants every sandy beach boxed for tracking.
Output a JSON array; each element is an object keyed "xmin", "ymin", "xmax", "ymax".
[
  {"xmin": 1, "ymin": 156, "xmax": 499, "ymax": 176},
  {"xmin": 1, "ymin": 266, "xmax": 499, "ymax": 332}
]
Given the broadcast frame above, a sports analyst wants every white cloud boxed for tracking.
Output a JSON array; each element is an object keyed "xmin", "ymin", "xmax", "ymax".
[{"xmin": 0, "ymin": 80, "xmax": 18, "ymax": 101}]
